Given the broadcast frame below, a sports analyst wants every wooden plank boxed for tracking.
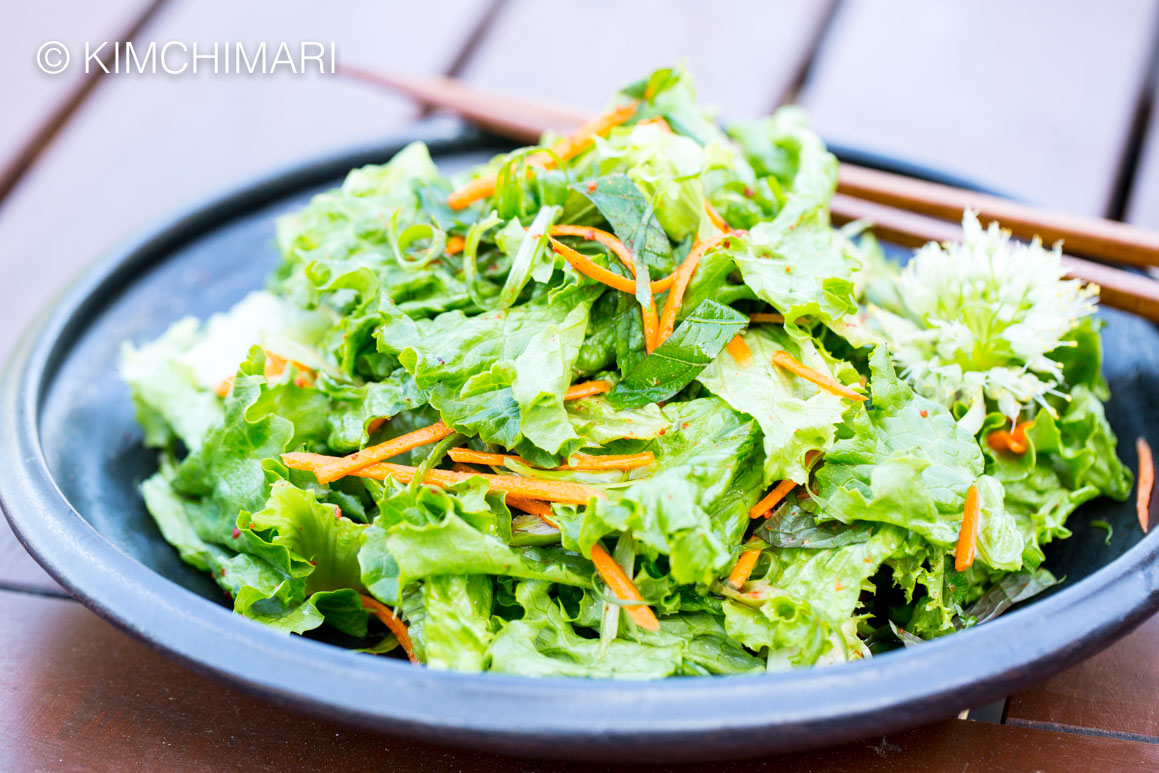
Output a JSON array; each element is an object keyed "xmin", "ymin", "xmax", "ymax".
[
  {"xmin": 1006, "ymin": 611, "xmax": 1159, "ymax": 740},
  {"xmin": 0, "ymin": 0, "xmax": 152, "ymax": 191},
  {"xmin": 798, "ymin": 0, "xmax": 1159, "ymax": 216},
  {"xmin": 1127, "ymin": 81, "xmax": 1159, "ymax": 228},
  {"xmin": 0, "ymin": 0, "xmax": 493, "ymax": 368},
  {"xmin": 3, "ymin": 588, "xmax": 1157, "ymax": 770},
  {"xmin": 459, "ymin": 0, "xmax": 835, "ymax": 119}
]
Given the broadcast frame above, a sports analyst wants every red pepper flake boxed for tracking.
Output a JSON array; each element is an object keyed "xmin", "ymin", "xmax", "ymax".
[
  {"xmin": 334, "ymin": 506, "xmax": 343, "ymax": 520},
  {"xmin": 834, "ymin": 582, "xmax": 843, "ymax": 591},
  {"xmin": 586, "ymin": 229, "xmax": 596, "ymax": 240},
  {"xmin": 220, "ymin": 567, "xmax": 227, "ymax": 577},
  {"xmin": 920, "ymin": 409, "xmax": 928, "ymax": 418},
  {"xmin": 587, "ymin": 180, "xmax": 598, "ymax": 192},
  {"xmin": 743, "ymin": 186, "xmax": 755, "ymax": 198},
  {"xmin": 309, "ymin": 560, "xmax": 317, "ymax": 566},
  {"xmin": 681, "ymin": 422, "xmax": 689, "ymax": 430},
  {"xmin": 658, "ymin": 427, "xmax": 667, "ymax": 436},
  {"xmin": 784, "ymin": 266, "xmax": 791, "ymax": 273},
  {"xmin": 231, "ymin": 527, "xmax": 241, "ymax": 539}
]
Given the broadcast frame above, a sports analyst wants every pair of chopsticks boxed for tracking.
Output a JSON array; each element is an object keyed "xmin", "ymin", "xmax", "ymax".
[{"xmin": 341, "ymin": 68, "xmax": 1159, "ymax": 324}]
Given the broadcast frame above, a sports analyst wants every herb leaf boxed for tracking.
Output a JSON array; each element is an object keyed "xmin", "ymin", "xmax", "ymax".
[{"xmin": 608, "ymin": 300, "xmax": 746, "ymax": 410}]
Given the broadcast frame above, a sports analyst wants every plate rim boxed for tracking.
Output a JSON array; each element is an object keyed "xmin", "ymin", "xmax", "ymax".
[{"xmin": 3, "ymin": 123, "xmax": 1158, "ymax": 762}]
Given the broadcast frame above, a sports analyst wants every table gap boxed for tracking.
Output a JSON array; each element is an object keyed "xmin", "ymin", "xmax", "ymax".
[{"xmin": 0, "ymin": 0, "xmax": 171, "ymax": 206}]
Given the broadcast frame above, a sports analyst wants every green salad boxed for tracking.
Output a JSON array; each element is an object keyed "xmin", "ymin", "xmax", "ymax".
[{"xmin": 122, "ymin": 67, "xmax": 1132, "ymax": 678}]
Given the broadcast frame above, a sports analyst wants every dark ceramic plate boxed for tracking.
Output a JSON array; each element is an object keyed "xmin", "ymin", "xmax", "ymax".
[{"xmin": 3, "ymin": 125, "xmax": 1158, "ymax": 763}]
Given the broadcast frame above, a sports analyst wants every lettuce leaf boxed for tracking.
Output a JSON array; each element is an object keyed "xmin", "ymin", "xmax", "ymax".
[
  {"xmin": 697, "ymin": 325, "xmax": 848, "ymax": 485},
  {"xmin": 813, "ymin": 348, "xmax": 1024, "ymax": 571}
]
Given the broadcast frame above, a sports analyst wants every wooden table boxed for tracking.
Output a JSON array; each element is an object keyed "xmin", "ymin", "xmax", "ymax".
[{"xmin": 3, "ymin": 2, "xmax": 1159, "ymax": 769}]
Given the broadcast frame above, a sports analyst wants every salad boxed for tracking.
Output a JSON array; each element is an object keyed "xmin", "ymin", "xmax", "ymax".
[{"xmin": 122, "ymin": 67, "xmax": 1133, "ymax": 678}]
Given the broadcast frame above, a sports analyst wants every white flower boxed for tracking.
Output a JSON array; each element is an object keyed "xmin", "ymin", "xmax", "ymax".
[{"xmin": 871, "ymin": 211, "xmax": 1097, "ymax": 429}]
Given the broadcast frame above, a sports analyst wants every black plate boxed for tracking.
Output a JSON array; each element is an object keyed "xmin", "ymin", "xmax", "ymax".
[{"xmin": 3, "ymin": 125, "xmax": 1159, "ymax": 763}]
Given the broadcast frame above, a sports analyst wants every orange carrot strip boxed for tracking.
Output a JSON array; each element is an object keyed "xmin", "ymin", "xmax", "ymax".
[
  {"xmin": 727, "ymin": 550, "xmax": 761, "ymax": 589},
  {"xmin": 446, "ymin": 176, "xmax": 497, "ymax": 211},
  {"xmin": 558, "ymin": 449, "xmax": 658, "ymax": 468},
  {"xmin": 771, "ymin": 350, "xmax": 867, "ymax": 402},
  {"xmin": 589, "ymin": 543, "xmax": 660, "ymax": 632},
  {"xmin": 379, "ymin": 463, "xmax": 603, "ymax": 505},
  {"xmin": 549, "ymin": 238, "xmax": 674, "ymax": 294},
  {"xmin": 549, "ymin": 225, "xmax": 639, "ymax": 279},
  {"xmin": 749, "ymin": 312, "xmax": 785, "ymax": 324},
  {"xmin": 642, "ymin": 299, "xmax": 662, "ymax": 353},
  {"xmin": 313, "ymin": 421, "xmax": 453, "ymax": 484},
  {"xmin": 1138, "ymin": 437, "xmax": 1154, "ymax": 534},
  {"xmin": 447, "ymin": 102, "xmax": 638, "ymax": 210},
  {"xmin": 445, "ymin": 235, "xmax": 466, "ymax": 256},
  {"xmin": 214, "ymin": 349, "xmax": 314, "ymax": 397},
  {"xmin": 507, "ymin": 495, "xmax": 558, "ymax": 528},
  {"xmin": 565, "ymin": 380, "xmax": 612, "ymax": 400},
  {"xmin": 725, "ymin": 335, "xmax": 752, "ymax": 367},
  {"xmin": 546, "ymin": 101, "xmax": 638, "ymax": 164},
  {"xmin": 656, "ymin": 235, "xmax": 726, "ymax": 346},
  {"xmin": 987, "ymin": 420, "xmax": 1035, "ymax": 455},
  {"xmin": 447, "ymin": 448, "xmax": 654, "ymax": 471},
  {"xmin": 705, "ymin": 201, "xmax": 731, "ymax": 233},
  {"xmin": 366, "ymin": 417, "xmax": 388, "ymax": 436},
  {"xmin": 955, "ymin": 484, "xmax": 981, "ymax": 571},
  {"xmin": 637, "ymin": 116, "xmax": 673, "ymax": 132},
  {"xmin": 359, "ymin": 593, "xmax": 417, "ymax": 664},
  {"xmin": 284, "ymin": 452, "xmax": 605, "ymax": 505},
  {"xmin": 749, "ymin": 479, "xmax": 797, "ymax": 519}
]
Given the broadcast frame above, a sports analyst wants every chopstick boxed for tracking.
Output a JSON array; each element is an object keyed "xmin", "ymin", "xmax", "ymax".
[
  {"xmin": 341, "ymin": 69, "xmax": 1159, "ymax": 323},
  {"xmin": 830, "ymin": 195, "xmax": 1159, "ymax": 323},
  {"xmin": 835, "ymin": 165, "xmax": 1159, "ymax": 270}
]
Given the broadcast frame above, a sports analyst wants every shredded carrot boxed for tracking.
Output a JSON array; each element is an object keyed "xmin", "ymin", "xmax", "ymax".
[
  {"xmin": 548, "ymin": 225, "xmax": 634, "ymax": 280},
  {"xmin": 366, "ymin": 417, "xmax": 388, "ymax": 436},
  {"xmin": 447, "ymin": 448, "xmax": 654, "ymax": 471},
  {"xmin": 955, "ymin": 484, "xmax": 981, "ymax": 571},
  {"xmin": 656, "ymin": 235, "xmax": 725, "ymax": 346},
  {"xmin": 589, "ymin": 543, "xmax": 660, "ymax": 632},
  {"xmin": 727, "ymin": 549, "xmax": 761, "ymax": 589},
  {"xmin": 359, "ymin": 593, "xmax": 417, "ymax": 663},
  {"xmin": 282, "ymin": 452, "xmax": 604, "ymax": 505},
  {"xmin": 565, "ymin": 380, "xmax": 612, "ymax": 400},
  {"xmin": 750, "ymin": 479, "xmax": 797, "ymax": 519},
  {"xmin": 546, "ymin": 228, "xmax": 670, "ymax": 351},
  {"xmin": 446, "ymin": 102, "xmax": 638, "ymax": 210},
  {"xmin": 704, "ymin": 201, "xmax": 731, "ymax": 233},
  {"xmin": 549, "ymin": 237, "xmax": 675, "ymax": 295},
  {"xmin": 637, "ymin": 116, "xmax": 673, "ymax": 133},
  {"xmin": 987, "ymin": 420, "xmax": 1035, "ymax": 455},
  {"xmin": 546, "ymin": 101, "xmax": 638, "ymax": 164},
  {"xmin": 1138, "ymin": 437, "xmax": 1154, "ymax": 534},
  {"xmin": 313, "ymin": 421, "xmax": 453, "ymax": 484},
  {"xmin": 446, "ymin": 176, "xmax": 497, "ymax": 211},
  {"xmin": 507, "ymin": 495, "xmax": 558, "ymax": 527},
  {"xmin": 725, "ymin": 335, "xmax": 752, "ymax": 367},
  {"xmin": 445, "ymin": 234, "xmax": 466, "ymax": 256},
  {"xmin": 214, "ymin": 349, "xmax": 314, "ymax": 397},
  {"xmin": 771, "ymin": 350, "xmax": 867, "ymax": 402},
  {"xmin": 451, "ymin": 462, "xmax": 479, "ymax": 474},
  {"xmin": 748, "ymin": 312, "xmax": 785, "ymax": 324}
]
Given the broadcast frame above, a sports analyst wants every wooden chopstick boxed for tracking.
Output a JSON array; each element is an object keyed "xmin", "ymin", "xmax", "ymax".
[
  {"xmin": 835, "ymin": 165, "xmax": 1159, "ymax": 270},
  {"xmin": 341, "ymin": 69, "xmax": 1159, "ymax": 322},
  {"xmin": 831, "ymin": 194, "xmax": 1159, "ymax": 323},
  {"xmin": 340, "ymin": 68, "xmax": 576, "ymax": 144}
]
